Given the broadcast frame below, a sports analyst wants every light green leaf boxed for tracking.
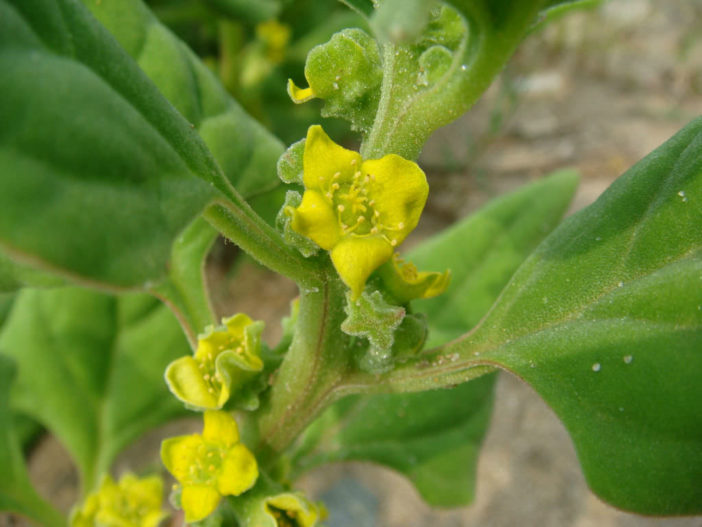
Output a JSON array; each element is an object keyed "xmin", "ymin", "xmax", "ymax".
[
  {"xmin": 410, "ymin": 169, "xmax": 580, "ymax": 347},
  {"xmin": 0, "ymin": 356, "xmax": 64, "ymax": 527},
  {"xmin": 0, "ymin": 0, "xmax": 228, "ymax": 289},
  {"xmin": 0, "ymin": 288, "xmax": 192, "ymax": 493},
  {"xmin": 435, "ymin": 117, "xmax": 702, "ymax": 514},
  {"xmin": 81, "ymin": 0, "xmax": 285, "ymax": 203}
]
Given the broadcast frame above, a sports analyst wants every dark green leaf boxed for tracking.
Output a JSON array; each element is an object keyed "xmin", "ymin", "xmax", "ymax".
[
  {"xmin": 0, "ymin": 356, "xmax": 64, "ymax": 526},
  {"xmin": 81, "ymin": 0, "xmax": 285, "ymax": 202},
  {"xmin": 0, "ymin": 252, "xmax": 65, "ymax": 293},
  {"xmin": 0, "ymin": 0, "xmax": 228, "ymax": 288},
  {"xmin": 0, "ymin": 288, "xmax": 192, "ymax": 493},
  {"xmin": 441, "ymin": 117, "xmax": 702, "ymax": 514}
]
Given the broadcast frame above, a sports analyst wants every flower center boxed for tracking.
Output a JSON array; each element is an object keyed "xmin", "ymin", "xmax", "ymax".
[
  {"xmin": 197, "ymin": 336, "xmax": 244, "ymax": 395},
  {"xmin": 188, "ymin": 443, "xmax": 225, "ymax": 485},
  {"xmin": 323, "ymin": 166, "xmax": 402, "ymax": 243}
]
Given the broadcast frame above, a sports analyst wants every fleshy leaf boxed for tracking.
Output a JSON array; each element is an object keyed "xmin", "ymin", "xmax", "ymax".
[
  {"xmin": 0, "ymin": 0, "xmax": 227, "ymax": 289},
  {"xmin": 438, "ymin": 117, "xmax": 702, "ymax": 515},
  {"xmin": 0, "ymin": 288, "xmax": 192, "ymax": 492},
  {"xmin": 80, "ymin": 0, "xmax": 285, "ymax": 203}
]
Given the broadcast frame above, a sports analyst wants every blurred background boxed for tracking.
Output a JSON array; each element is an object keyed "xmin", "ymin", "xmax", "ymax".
[{"xmin": 4, "ymin": 0, "xmax": 702, "ymax": 526}]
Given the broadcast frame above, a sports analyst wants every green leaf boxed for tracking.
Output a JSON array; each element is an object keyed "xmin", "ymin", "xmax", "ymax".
[
  {"xmin": 0, "ymin": 252, "xmax": 65, "ymax": 293},
  {"xmin": 410, "ymin": 169, "xmax": 580, "ymax": 347},
  {"xmin": 0, "ymin": 288, "xmax": 192, "ymax": 493},
  {"xmin": 294, "ymin": 375, "xmax": 496, "ymax": 507},
  {"xmin": 439, "ymin": 117, "xmax": 702, "ymax": 514},
  {"xmin": 0, "ymin": 0, "xmax": 228, "ymax": 289},
  {"xmin": 81, "ymin": 0, "xmax": 285, "ymax": 203},
  {"xmin": 0, "ymin": 356, "xmax": 64, "ymax": 527}
]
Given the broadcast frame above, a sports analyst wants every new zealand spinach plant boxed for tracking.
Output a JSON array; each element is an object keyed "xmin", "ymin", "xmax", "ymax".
[{"xmin": 0, "ymin": 0, "xmax": 700, "ymax": 525}]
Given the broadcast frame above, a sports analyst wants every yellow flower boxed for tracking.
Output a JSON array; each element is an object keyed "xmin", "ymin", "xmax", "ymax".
[
  {"xmin": 264, "ymin": 492, "xmax": 327, "ymax": 527},
  {"xmin": 256, "ymin": 20, "xmax": 291, "ymax": 64},
  {"xmin": 288, "ymin": 125, "xmax": 428, "ymax": 298},
  {"xmin": 161, "ymin": 411, "xmax": 258, "ymax": 523},
  {"xmin": 165, "ymin": 314, "xmax": 264, "ymax": 410},
  {"xmin": 377, "ymin": 253, "xmax": 451, "ymax": 304},
  {"xmin": 70, "ymin": 473, "xmax": 166, "ymax": 527}
]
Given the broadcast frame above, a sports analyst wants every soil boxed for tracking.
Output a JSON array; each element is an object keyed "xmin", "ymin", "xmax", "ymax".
[{"xmin": 3, "ymin": 1, "xmax": 702, "ymax": 526}]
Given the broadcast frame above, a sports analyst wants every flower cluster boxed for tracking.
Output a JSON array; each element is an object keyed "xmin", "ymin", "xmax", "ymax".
[{"xmin": 71, "ymin": 473, "xmax": 166, "ymax": 527}]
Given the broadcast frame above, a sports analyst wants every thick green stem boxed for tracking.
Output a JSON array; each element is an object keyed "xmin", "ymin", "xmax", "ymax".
[
  {"xmin": 255, "ymin": 270, "xmax": 352, "ymax": 458},
  {"xmin": 203, "ymin": 199, "xmax": 321, "ymax": 287}
]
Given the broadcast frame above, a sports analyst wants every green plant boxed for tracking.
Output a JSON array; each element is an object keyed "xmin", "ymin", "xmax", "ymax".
[{"xmin": 0, "ymin": 0, "xmax": 700, "ymax": 525}]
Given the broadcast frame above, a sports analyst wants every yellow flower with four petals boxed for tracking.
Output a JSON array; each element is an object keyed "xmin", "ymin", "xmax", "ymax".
[
  {"xmin": 288, "ymin": 125, "xmax": 429, "ymax": 298},
  {"xmin": 161, "ymin": 410, "xmax": 258, "ymax": 523}
]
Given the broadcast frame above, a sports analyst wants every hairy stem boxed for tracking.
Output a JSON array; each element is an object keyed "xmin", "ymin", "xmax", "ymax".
[{"xmin": 203, "ymin": 198, "xmax": 322, "ymax": 287}]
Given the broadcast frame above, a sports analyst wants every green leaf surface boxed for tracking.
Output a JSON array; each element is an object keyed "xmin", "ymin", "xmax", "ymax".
[
  {"xmin": 0, "ymin": 288, "xmax": 192, "ymax": 493},
  {"xmin": 0, "ymin": 252, "xmax": 65, "ymax": 293},
  {"xmin": 0, "ymin": 356, "xmax": 64, "ymax": 527},
  {"xmin": 81, "ymin": 0, "xmax": 285, "ymax": 202},
  {"xmin": 0, "ymin": 0, "xmax": 240, "ymax": 289},
  {"xmin": 411, "ymin": 169, "xmax": 580, "ymax": 347},
  {"xmin": 294, "ymin": 171, "xmax": 579, "ymax": 506},
  {"xmin": 438, "ymin": 117, "xmax": 702, "ymax": 514}
]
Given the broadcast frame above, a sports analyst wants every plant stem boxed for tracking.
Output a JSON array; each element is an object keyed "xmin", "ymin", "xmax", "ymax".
[
  {"xmin": 255, "ymin": 270, "xmax": 352, "ymax": 458},
  {"xmin": 203, "ymin": 198, "xmax": 322, "ymax": 287}
]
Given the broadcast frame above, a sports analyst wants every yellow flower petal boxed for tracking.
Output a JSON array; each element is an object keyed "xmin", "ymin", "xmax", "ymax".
[
  {"xmin": 331, "ymin": 235, "xmax": 394, "ymax": 299},
  {"xmin": 165, "ymin": 356, "xmax": 220, "ymax": 410},
  {"xmin": 291, "ymin": 189, "xmax": 341, "ymax": 250},
  {"xmin": 181, "ymin": 484, "xmax": 221, "ymax": 523},
  {"xmin": 287, "ymin": 79, "xmax": 316, "ymax": 103},
  {"xmin": 160, "ymin": 435, "xmax": 203, "ymax": 482},
  {"xmin": 203, "ymin": 410, "xmax": 240, "ymax": 446},
  {"xmin": 217, "ymin": 443, "xmax": 259, "ymax": 496},
  {"xmin": 362, "ymin": 155, "xmax": 428, "ymax": 243},
  {"xmin": 266, "ymin": 493, "xmax": 321, "ymax": 527},
  {"xmin": 378, "ymin": 254, "xmax": 451, "ymax": 303},
  {"xmin": 303, "ymin": 125, "xmax": 362, "ymax": 191},
  {"xmin": 222, "ymin": 313, "xmax": 253, "ymax": 339}
]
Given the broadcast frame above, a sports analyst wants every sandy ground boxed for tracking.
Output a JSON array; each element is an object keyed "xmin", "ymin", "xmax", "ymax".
[{"xmin": 3, "ymin": 1, "xmax": 702, "ymax": 525}]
